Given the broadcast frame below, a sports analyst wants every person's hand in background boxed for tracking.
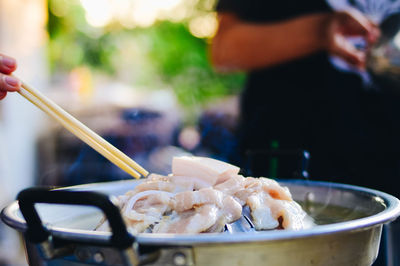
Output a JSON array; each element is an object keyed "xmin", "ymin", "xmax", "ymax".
[
  {"xmin": 212, "ymin": 9, "xmax": 380, "ymax": 72},
  {"xmin": 0, "ymin": 54, "xmax": 20, "ymax": 100},
  {"xmin": 325, "ymin": 9, "xmax": 380, "ymax": 69}
]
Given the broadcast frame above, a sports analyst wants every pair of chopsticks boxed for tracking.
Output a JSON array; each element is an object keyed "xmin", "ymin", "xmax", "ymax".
[{"xmin": 17, "ymin": 78, "xmax": 149, "ymax": 179}]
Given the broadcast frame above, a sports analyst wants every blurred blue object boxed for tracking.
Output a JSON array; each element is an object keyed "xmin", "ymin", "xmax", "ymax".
[
  {"xmin": 197, "ymin": 110, "xmax": 239, "ymax": 163},
  {"xmin": 64, "ymin": 108, "xmax": 178, "ymax": 185}
]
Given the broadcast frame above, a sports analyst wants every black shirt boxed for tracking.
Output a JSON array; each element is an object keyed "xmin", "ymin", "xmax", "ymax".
[{"xmin": 216, "ymin": 0, "xmax": 400, "ymax": 197}]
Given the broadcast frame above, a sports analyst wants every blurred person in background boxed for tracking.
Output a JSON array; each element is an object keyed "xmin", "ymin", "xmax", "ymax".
[
  {"xmin": 210, "ymin": 1, "xmax": 400, "ymax": 193},
  {"xmin": 211, "ymin": 2, "xmax": 399, "ymax": 265},
  {"xmin": 0, "ymin": 54, "xmax": 20, "ymax": 100},
  {"xmin": 211, "ymin": 1, "xmax": 400, "ymax": 199}
]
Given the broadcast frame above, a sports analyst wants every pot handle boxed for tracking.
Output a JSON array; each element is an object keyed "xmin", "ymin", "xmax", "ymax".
[{"xmin": 17, "ymin": 187, "xmax": 135, "ymax": 249}]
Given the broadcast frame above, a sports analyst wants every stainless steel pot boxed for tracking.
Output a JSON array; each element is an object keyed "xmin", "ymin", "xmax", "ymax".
[{"xmin": 2, "ymin": 179, "xmax": 400, "ymax": 266}]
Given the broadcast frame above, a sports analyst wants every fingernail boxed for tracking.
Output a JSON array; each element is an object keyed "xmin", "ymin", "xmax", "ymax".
[
  {"xmin": 5, "ymin": 76, "xmax": 20, "ymax": 87},
  {"xmin": 2, "ymin": 56, "xmax": 16, "ymax": 68}
]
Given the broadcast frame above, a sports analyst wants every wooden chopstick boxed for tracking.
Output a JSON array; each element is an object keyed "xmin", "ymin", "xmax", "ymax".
[{"xmin": 17, "ymin": 79, "xmax": 149, "ymax": 179}]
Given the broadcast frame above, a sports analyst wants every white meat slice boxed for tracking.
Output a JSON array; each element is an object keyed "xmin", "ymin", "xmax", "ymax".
[
  {"xmin": 221, "ymin": 195, "xmax": 242, "ymax": 223},
  {"xmin": 215, "ymin": 170, "xmax": 237, "ymax": 185},
  {"xmin": 170, "ymin": 175, "xmax": 210, "ymax": 190},
  {"xmin": 172, "ymin": 188, "xmax": 223, "ymax": 212},
  {"xmin": 277, "ymin": 200, "xmax": 313, "ymax": 230},
  {"xmin": 247, "ymin": 191, "xmax": 311, "ymax": 230},
  {"xmin": 122, "ymin": 191, "xmax": 174, "ymax": 234},
  {"xmin": 203, "ymin": 195, "xmax": 243, "ymax": 233},
  {"xmin": 153, "ymin": 205, "xmax": 219, "ymax": 233},
  {"xmin": 240, "ymin": 177, "xmax": 292, "ymax": 201},
  {"xmin": 233, "ymin": 177, "xmax": 263, "ymax": 205},
  {"xmin": 124, "ymin": 215, "xmax": 159, "ymax": 234},
  {"xmin": 259, "ymin": 177, "xmax": 292, "ymax": 201},
  {"xmin": 129, "ymin": 174, "xmax": 175, "ymax": 195},
  {"xmin": 247, "ymin": 192, "xmax": 279, "ymax": 230},
  {"xmin": 172, "ymin": 156, "xmax": 240, "ymax": 186},
  {"xmin": 214, "ymin": 174, "xmax": 245, "ymax": 196},
  {"xmin": 158, "ymin": 189, "xmax": 242, "ymax": 233},
  {"xmin": 130, "ymin": 174, "xmax": 194, "ymax": 194}
]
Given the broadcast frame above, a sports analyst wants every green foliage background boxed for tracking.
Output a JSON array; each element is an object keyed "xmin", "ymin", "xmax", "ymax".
[{"xmin": 47, "ymin": 0, "xmax": 245, "ymax": 115}]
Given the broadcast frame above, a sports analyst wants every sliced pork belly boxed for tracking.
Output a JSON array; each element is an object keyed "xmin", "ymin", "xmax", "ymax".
[
  {"xmin": 214, "ymin": 174, "xmax": 245, "ymax": 196},
  {"xmin": 278, "ymin": 200, "xmax": 311, "ymax": 230},
  {"xmin": 244, "ymin": 177, "xmax": 292, "ymax": 201},
  {"xmin": 247, "ymin": 192, "xmax": 280, "ymax": 230},
  {"xmin": 221, "ymin": 195, "xmax": 242, "ymax": 223},
  {"xmin": 153, "ymin": 205, "xmax": 219, "ymax": 233},
  {"xmin": 172, "ymin": 156, "xmax": 240, "ymax": 186},
  {"xmin": 130, "ymin": 174, "xmax": 194, "ymax": 195},
  {"xmin": 247, "ymin": 191, "xmax": 311, "ymax": 230},
  {"xmin": 121, "ymin": 190, "xmax": 174, "ymax": 233},
  {"xmin": 171, "ymin": 188, "xmax": 224, "ymax": 212},
  {"xmin": 259, "ymin": 178, "xmax": 292, "ymax": 201},
  {"xmin": 129, "ymin": 174, "xmax": 175, "ymax": 194},
  {"xmin": 97, "ymin": 156, "xmax": 313, "ymax": 234},
  {"xmin": 170, "ymin": 175, "xmax": 211, "ymax": 190},
  {"xmin": 154, "ymin": 195, "xmax": 242, "ymax": 234}
]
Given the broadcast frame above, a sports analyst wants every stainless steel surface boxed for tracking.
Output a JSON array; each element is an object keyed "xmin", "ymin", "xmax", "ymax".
[
  {"xmin": 2, "ymin": 179, "xmax": 400, "ymax": 266},
  {"xmin": 225, "ymin": 206, "xmax": 256, "ymax": 233}
]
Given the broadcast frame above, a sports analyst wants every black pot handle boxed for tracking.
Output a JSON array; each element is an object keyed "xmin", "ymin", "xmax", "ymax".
[{"xmin": 17, "ymin": 187, "xmax": 135, "ymax": 249}]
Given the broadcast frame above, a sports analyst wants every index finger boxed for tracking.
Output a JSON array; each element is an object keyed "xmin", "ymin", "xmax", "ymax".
[{"xmin": 0, "ymin": 54, "xmax": 17, "ymax": 75}]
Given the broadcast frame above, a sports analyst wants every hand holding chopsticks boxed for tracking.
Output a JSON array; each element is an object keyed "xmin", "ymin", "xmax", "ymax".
[
  {"xmin": 17, "ymin": 79, "xmax": 149, "ymax": 179},
  {"xmin": 0, "ymin": 54, "xmax": 20, "ymax": 100}
]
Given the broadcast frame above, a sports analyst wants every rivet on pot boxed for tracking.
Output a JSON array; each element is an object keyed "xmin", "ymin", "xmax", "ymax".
[
  {"xmin": 75, "ymin": 248, "xmax": 91, "ymax": 262},
  {"xmin": 173, "ymin": 252, "xmax": 187, "ymax": 266},
  {"xmin": 93, "ymin": 252, "xmax": 104, "ymax": 263},
  {"xmin": 304, "ymin": 192, "xmax": 315, "ymax": 212}
]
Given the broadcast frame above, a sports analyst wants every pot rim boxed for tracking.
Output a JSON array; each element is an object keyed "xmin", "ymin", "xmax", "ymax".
[{"xmin": 2, "ymin": 179, "xmax": 400, "ymax": 246}]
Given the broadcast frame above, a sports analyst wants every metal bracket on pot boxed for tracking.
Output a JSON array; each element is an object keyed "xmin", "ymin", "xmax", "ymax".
[{"xmin": 17, "ymin": 187, "xmax": 140, "ymax": 265}]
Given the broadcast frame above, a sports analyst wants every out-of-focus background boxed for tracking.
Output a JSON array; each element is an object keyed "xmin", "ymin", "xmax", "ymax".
[{"xmin": 0, "ymin": 0, "xmax": 245, "ymax": 264}]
